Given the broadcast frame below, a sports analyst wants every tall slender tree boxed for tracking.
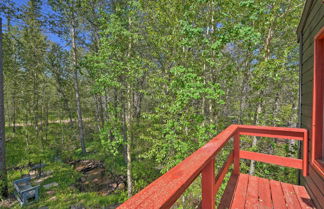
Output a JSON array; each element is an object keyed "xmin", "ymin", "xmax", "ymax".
[
  {"xmin": 20, "ymin": 0, "xmax": 47, "ymax": 145},
  {"xmin": 0, "ymin": 17, "xmax": 8, "ymax": 198},
  {"xmin": 49, "ymin": 0, "xmax": 86, "ymax": 154}
]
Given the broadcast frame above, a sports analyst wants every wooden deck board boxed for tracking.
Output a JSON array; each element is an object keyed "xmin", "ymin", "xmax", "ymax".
[
  {"xmin": 282, "ymin": 182, "xmax": 302, "ymax": 209},
  {"xmin": 270, "ymin": 179, "xmax": 287, "ymax": 209},
  {"xmin": 258, "ymin": 177, "xmax": 273, "ymax": 209},
  {"xmin": 218, "ymin": 174, "xmax": 239, "ymax": 209},
  {"xmin": 229, "ymin": 174, "xmax": 316, "ymax": 209},
  {"xmin": 293, "ymin": 185, "xmax": 316, "ymax": 209},
  {"xmin": 244, "ymin": 175, "xmax": 259, "ymax": 209},
  {"xmin": 229, "ymin": 174, "xmax": 249, "ymax": 209}
]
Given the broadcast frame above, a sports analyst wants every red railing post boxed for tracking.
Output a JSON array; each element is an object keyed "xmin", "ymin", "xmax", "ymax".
[
  {"xmin": 303, "ymin": 130, "xmax": 308, "ymax": 176},
  {"xmin": 202, "ymin": 159, "xmax": 215, "ymax": 209},
  {"xmin": 233, "ymin": 132, "xmax": 240, "ymax": 175}
]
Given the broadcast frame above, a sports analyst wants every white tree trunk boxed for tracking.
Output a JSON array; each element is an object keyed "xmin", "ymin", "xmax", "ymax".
[
  {"xmin": 71, "ymin": 17, "xmax": 86, "ymax": 154},
  {"xmin": 249, "ymin": 103, "xmax": 262, "ymax": 175}
]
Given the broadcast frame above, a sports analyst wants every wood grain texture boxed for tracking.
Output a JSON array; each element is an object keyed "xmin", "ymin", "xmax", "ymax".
[
  {"xmin": 308, "ymin": 165, "xmax": 324, "ymax": 196},
  {"xmin": 304, "ymin": 175, "xmax": 324, "ymax": 208},
  {"xmin": 240, "ymin": 150, "xmax": 303, "ymax": 170},
  {"xmin": 202, "ymin": 159, "xmax": 215, "ymax": 209},
  {"xmin": 230, "ymin": 174, "xmax": 249, "ymax": 209},
  {"xmin": 258, "ymin": 177, "xmax": 273, "ymax": 209},
  {"xmin": 293, "ymin": 185, "xmax": 315, "ymax": 209},
  {"xmin": 270, "ymin": 179, "xmax": 287, "ymax": 209},
  {"xmin": 230, "ymin": 175, "xmax": 316, "ymax": 209},
  {"xmin": 218, "ymin": 174, "xmax": 239, "ymax": 209},
  {"xmin": 304, "ymin": 183, "xmax": 322, "ymax": 209},
  {"xmin": 300, "ymin": 1, "xmax": 324, "ymax": 204},
  {"xmin": 282, "ymin": 182, "xmax": 302, "ymax": 209},
  {"xmin": 245, "ymin": 175, "xmax": 259, "ymax": 209},
  {"xmin": 214, "ymin": 151, "xmax": 233, "ymax": 195},
  {"xmin": 302, "ymin": 6, "xmax": 324, "ymax": 49}
]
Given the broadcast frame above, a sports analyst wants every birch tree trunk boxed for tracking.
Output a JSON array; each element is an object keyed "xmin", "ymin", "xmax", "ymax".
[
  {"xmin": 249, "ymin": 25, "xmax": 273, "ymax": 175},
  {"xmin": 71, "ymin": 16, "xmax": 86, "ymax": 154},
  {"xmin": 125, "ymin": 16, "xmax": 133, "ymax": 198},
  {"xmin": 12, "ymin": 87, "xmax": 16, "ymax": 133},
  {"xmin": 126, "ymin": 88, "xmax": 132, "ymax": 197},
  {"xmin": 288, "ymin": 103, "xmax": 297, "ymax": 157},
  {"xmin": 249, "ymin": 102, "xmax": 262, "ymax": 175}
]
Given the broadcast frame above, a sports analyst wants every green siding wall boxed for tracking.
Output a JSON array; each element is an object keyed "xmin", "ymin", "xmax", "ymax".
[{"xmin": 300, "ymin": 0, "xmax": 324, "ymax": 208}]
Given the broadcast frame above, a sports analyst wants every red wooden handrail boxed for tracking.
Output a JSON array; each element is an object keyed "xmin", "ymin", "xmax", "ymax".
[
  {"xmin": 240, "ymin": 150, "xmax": 303, "ymax": 169},
  {"xmin": 237, "ymin": 125, "xmax": 308, "ymax": 176},
  {"xmin": 117, "ymin": 125, "xmax": 308, "ymax": 209}
]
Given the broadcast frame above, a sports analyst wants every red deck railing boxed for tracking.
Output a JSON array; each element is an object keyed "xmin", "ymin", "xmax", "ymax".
[{"xmin": 117, "ymin": 125, "xmax": 308, "ymax": 209}]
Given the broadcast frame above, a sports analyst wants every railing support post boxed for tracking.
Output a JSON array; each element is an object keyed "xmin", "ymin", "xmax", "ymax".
[
  {"xmin": 202, "ymin": 159, "xmax": 215, "ymax": 209},
  {"xmin": 234, "ymin": 131, "xmax": 240, "ymax": 175},
  {"xmin": 303, "ymin": 130, "xmax": 308, "ymax": 176}
]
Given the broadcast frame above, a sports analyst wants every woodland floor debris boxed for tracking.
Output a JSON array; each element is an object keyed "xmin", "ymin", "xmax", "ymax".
[{"xmin": 70, "ymin": 160, "xmax": 126, "ymax": 195}]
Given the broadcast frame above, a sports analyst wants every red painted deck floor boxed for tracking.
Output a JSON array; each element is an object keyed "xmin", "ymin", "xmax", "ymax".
[{"xmin": 229, "ymin": 174, "xmax": 315, "ymax": 209}]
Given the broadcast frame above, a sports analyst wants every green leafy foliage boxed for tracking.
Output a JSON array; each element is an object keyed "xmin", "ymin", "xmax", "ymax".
[{"xmin": 1, "ymin": 0, "xmax": 303, "ymax": 207}]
